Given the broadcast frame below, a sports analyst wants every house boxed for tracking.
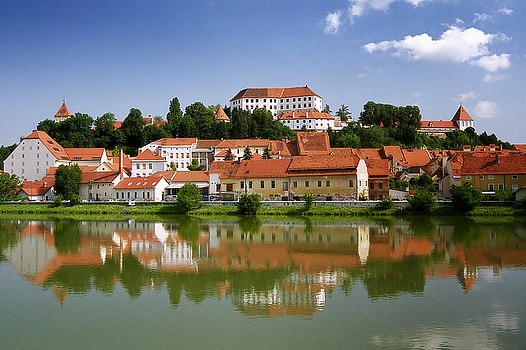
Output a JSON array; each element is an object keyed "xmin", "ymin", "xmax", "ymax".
[
  {"xmin": 114, "ymin": 175, "xmax": 170, "ymax": 202},
  {"xmin": 160, "ymin": 170, "xmax": 213, "ymax": 200},
  {"xmin": 440, "ymin": 150, "xmax": 526, "ymax": 198},
  {"xmin": 192, "ymin": 139, "xmax": 222, "ymax": 170},
  {"xmin": 17, "ymin": 178, "xmax": 55, "ymax": 201},
  {"xmin": 350, "ymin": 148, "xmax": 390, "ymax": 200},
  {"xmin": 419, "ymin": 105, "xmax": 475, "ymax": 137},
  {"xmin": 213, "ymin": 139, "xmax": 272, "ymax": 161},
  {"xmin": 65, "ymin": 148, "xmax": 109, "ymax": 167},
  {"xmin": 54, "ymin": 101, "xmax": 73, "ymax": 123},
  {"xmin": 3, "ymin": 130, "xmax": 70, "ymax": 181},
  {"xmin": 131, "ymin": 149, "xmax": 166, "ymax": 177},
  {"xmin": 214, "ymin": 106, "xmax": 230, "ymax": 122},
  {"xmin": 139, "ymin": 138, "xmax": 198, "ymax": 171},
  {"xmin": 79, "ymin": 170, "xmax": 128, "ymax": 201},
  {"xmin": 230, "ymin": 86, "xmax": 323, "ymax": 118},
  {"xmin": 278, "ymin": 111, "xmax": 335, "ymax": 131}
]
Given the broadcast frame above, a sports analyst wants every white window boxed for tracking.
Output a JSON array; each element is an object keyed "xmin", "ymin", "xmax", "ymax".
[{"xmin": 488, "ymin": 175, "xmax": 494, "ymax": 180}]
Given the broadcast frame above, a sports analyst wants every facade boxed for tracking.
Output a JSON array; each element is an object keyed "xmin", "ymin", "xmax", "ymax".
[
  {"xmin": 114, "ymin": 176, "xmax": 169, "ymax": 202},
  {"xmin": 419, "ymin": 105, "xmax": 475, "ymax": 136},
  {"xmin": 278, "ymin": 111, "xmax": 335, "ymax": 131},
  {"xmin": 192, "ymin": 140, "xmax": 221, "ymax": 170},
  {"xmin": 230, "ymin": 86, "xmax": 323, "ymax": 118},
  {"xmin": 79, "ymin": 170, "xmax": 127, "ymax": 201},
  {"xmin": 66, "ymin": 148, "xmax": 109, "ymax": 167},
  {"xmin": 4, "ymin": 130, "xmax": 70, "ymax": 181},
  {"xmin": 139, "ymin": 138, "xmax": 198, "ymax": 171},
  {"xmin": 131, "ymin": 149, "xmax": 166, "ymax": 177}
]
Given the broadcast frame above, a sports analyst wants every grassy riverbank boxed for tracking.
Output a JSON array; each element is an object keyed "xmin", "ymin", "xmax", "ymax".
[{"xmin": 0, "ymin": 202, "xmax": 524, "ymax": 218}]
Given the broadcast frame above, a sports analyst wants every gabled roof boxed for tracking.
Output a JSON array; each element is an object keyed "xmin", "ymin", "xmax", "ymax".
[
  {"xmin": 296, "ymin": 132, "xmax": 331, "ymax": 155},
  {"xmin": 419, "ymin": 120, "xmax": 457, "ymax": 129},
  {"xmin": 80, "ymin": 171, "xmax": 121, "ymax": 184},
  {"xmin": 350, "ymin": 148, "xmax": 390, "ymax": 177},
  {"xmin": 172, "ymin": 171, "xmax": 209, "ymax": 182},
  {"xmin": 230, "ymin": 86, "xmax": 321, "ymax": 101},
  {"xmin": 209, "ymin": 161, "xmax": 240, "ymax": 179},
  {"xmin": 149, "ymin": 138, "xmax": 198, "ymax": 147},
  {"xmin": 268, "ymin": 140, "xmax": 294, "ymax": 157},
  {"xmin": 65, "ymin": 148, "xmax": 105, "ymax": 161},
  {"xmin": 449, "ymin": 151, "xmax": 526, "ymax": 176},
  {"xmin": 133, "ymin": 149, "xmax": 164, "ymax": 161},
  {"xmin": 214, "ymin": 106, "xmax": 230, "ymax": 121},
  {"xmin": 196, "ymin": 140, "xmax": 222, "ymax": 149},
  {"xmin": 451, "ymin": 105, "xmax": 473, "ymax": 121},
  {"xmin": 279, "ymin": 111, "xmax": 334, "ymax": 121},
  {"xmin": 513, "ymin": 144, "xmax": 526, "ymax": 152},
  {"xmin": 288, "ymin": 154, "xmax": 360, "ymax": 172},
  {"xmin": 18, "ymin": 180, "xmax": 54, "ymax": 196},
  {"xmin": 24, "ymin": 130, "xmax": 69, "ymax": 161},
  {"xmin": 54, "ymin": 102, "xmax": 72, "ymax": 117},
  {"xmin": 152, "ymin": 171, "xmax": 177, "ymax": 181},
  {"xmin": 114, "ymin": 176, "xmax": 167, "ymax": 189}
]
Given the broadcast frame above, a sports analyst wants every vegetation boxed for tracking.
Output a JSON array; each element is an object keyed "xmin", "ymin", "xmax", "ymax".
[
  {"xmin": 242, "ymin": 146, "xmax": 252, "ymax": 160},
  {"xmin": 0, "ymin": 144, "xmax": 16, "ymax": 171},
  {"xmin": 54, "ymin": 165, "xmax": 82, "ymax": 205},
  {"xmin": 450, "ymin": 183, "xmax": 483, "ymax": 214},
  {"xmin": 408, "ymin": 189, "xmax": 435, "ymax": 214},
  {"xmin": 176, "ymin": 183, "xmax": 201, "ymax": 213},
  {"xmin": 0, "ymin": 173, "xmax": 20, "ymax": 200},
  {"xmin": 187, "ymin": 159, "xmax": 202, "ymax": 171},
  {"xmin": 303, "ymin": 193, "xmax": 314, "ymax": 212},
  {"xmin": 238, "ymin": 194, "xmax": 261, "ymax": 215}
]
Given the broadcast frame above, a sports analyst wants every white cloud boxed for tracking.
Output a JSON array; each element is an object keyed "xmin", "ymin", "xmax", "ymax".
[
  {"xmin": 348, "ymin": 0, "xmax": 429, "ymax": 19},
  {"xmin": 474, "ymin": 100, "xmax": 499, "ymax": 119},
  {"xmin": 324, "ymin": 10, "xmax": 342, "ymax": 34},
  {"xmin": 455, "ymin": 91, "xmax": 477, "ymax": 102},
  {"xmin": 472, "ymin": 54, "xmax": 511, "ymax": 72},
  {"xmin": 498, "ymin": 7, "xmax": 513, "ymax": 15},
  {"xmin": 483, "ymin": 73, "xmax": 510, "ymax": 82},
  {"xmin": 473, "ymin": 12, "xmax": 492, "ymax": 23}
]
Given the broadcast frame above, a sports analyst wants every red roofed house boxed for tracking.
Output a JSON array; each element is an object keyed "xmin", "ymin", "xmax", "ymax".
[
  {"xmin": 54, "ymin": 101, "xmax": 73, "ymax": 123},
  {"xmin": 279, "ymin": 111, "xmax": 335, "ymax": 131},
  {"xmin": 131, "ymin": 149, "xmax": 166, "ymax": 177},
  {"xmin": 213, "ymin": 139, "xmax": 272, "ymax": 161},
  {"xmin": 79, "ymin": 168, "xmax": 128, "ymax": 201},
  {"xmin": 160, "ymin": 170, "xmax": 213, "ymax": 200},
  {"xmin": 3, "ymin": 130, "xmax": 71, "ymax": 181},
  {"xmin": 419, "ymin": 105, "xmax": 475, "ymax": 137},
  {"xmin": 230, "ymin": 86, "xmax": 323, "ymax": 118},
  {"xmin": 440, "ymin": 150, "xmax": 526, "ymax": 198},
  {"xmin": 139, "ymin": 137, "xmax": 198, "ymax": 171},
  {"xmin": 17, "ymin": 178, "xmax": 55, "ymax": 201},
  {"xmin": 114, "ymin": 175, "xmax": 169, "ymax": 202},
  {"xmin": 65, "ymin": 148, "xmax": 109, "ymax": 167}
]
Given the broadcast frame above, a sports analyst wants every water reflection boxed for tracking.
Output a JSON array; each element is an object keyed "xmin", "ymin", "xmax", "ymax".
[{"xmin": 1, "ymin": 217, "xmax": 525, "ymax": 318}]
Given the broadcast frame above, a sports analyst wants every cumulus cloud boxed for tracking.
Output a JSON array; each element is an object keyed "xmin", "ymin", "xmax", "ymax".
[
  {"xmin": 498, "ymin": 7, "xmax": 514, "ymax": 15},
  {"xmin": 474, "ymin": 100, "xmax": 499, "ymax": 119},
  {"xmin": 324, "ymin": 10, "xmax": 342, "ymax": 34},
  {"xmin": 363, "ymin": 26, "xmax": 511, "ymax": 74},
  {"xmin": 348, "ymin": 0, "xmax": 429, "ymax": 19}
]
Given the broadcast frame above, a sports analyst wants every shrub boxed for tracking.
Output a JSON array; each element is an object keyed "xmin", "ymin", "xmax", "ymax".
[
  {"xmin": 303, "ymin": 193, "xmax": 314, "ymax": 212},
  {"xmin": 238, "ymin": 193, "xmax": 261, "ymax": 215},
  {"xmin": 53, "ymin": 195, "xmax": 63, "ymax": 207},
  {"xmin": 176, "ymin": 183, "xmax": 201, "ymax": 213},
  {"xmin": 408, "ymin": 189, "xmax": 435, "ymax": 214},
  {"xmin": 495, "ymin": 189, "xmax": 513, "ymax": 202},
  {"xmin": 375, "ymin": 199, "xmax": 393, "ymax": 211},
  {"xmin": 450, "ymin": 183, "xmax": 482, "ymax": 213},
  {"xmin": 69, "ymin": 194, "xmax": 81, "ymax": 206}
]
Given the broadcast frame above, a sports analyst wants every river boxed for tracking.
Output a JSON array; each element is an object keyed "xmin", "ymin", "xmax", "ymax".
[{"xmin": 0, "ymin": 216, "xmax": 525, "ymax": 349}]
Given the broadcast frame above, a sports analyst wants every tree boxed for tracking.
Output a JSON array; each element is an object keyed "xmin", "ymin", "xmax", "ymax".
[
  {"xmin": 336, "ymin": 104, "xmax": 351, "ymax": 122},
  {"xmin": 120, "ymin": 108, "xmax": 146, "ymax": 155},
  {"xmin": 224, "ymin": 148, "xmax": 234, "ymax": 161},
  {"xmin": 242, "ymin": 146, "xmax": 252, "ymax": 160},
  {"xmin": 409, "ymin": 173, "xmax": 435, "ymax": 192},
  {"xmin": 238, "ymin": 193, "xmax": 261, "ymax": 215},
  {"xmin": 167, "ymin": 97, "xmax": 183, "ymax": 122},
  {"xmin": 450, "ymin": 183, "xmax": 482, "ymax": 213},
  {"xmin": 322, "ymin": 104, "xmax": 332, "ymax": 114},
  {"xmin": 93, "ymin": 113, "xmax": 118, "ymax": 149},
  {"xmin": 262, "ymin": 147, "xmax": 272, "ymax": 159},
  {"xmin": 185, "ymin": 102, "xmax": 214, "ymax": 139},
  {"xmin": 0, "ymin": 173, "xmax": 20, "ymax": 200},
  {"xmin": 54, "ymin": 165, "xmax": 82, "ymax": 204},
  {"xmin": 0, "ymin": 144, "xmax": 16, "ymax": 171},
  {"xmin": 303, "ymin": 193, "xmax": 314, "ymax": 212},
  {"xmin": 408, "ymin": 189, "xmax": 435, "ymax": 214},
  {"xmin": 176, "ymin": 183, "xmax": 201, "ymax": 213},
  {"xmin": 187, "ymin": 158, "xmax": 202, "ymax": 171}
]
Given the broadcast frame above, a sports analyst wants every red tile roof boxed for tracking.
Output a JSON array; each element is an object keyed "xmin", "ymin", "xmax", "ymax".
[
  {"xmin": 54, "ymin": 102, "xmax": 72, "ymax": 117},
  {"xmin": 450, "ymin": 151, "xmax": 526, "ymax": 176},
  {"xmin": 114, "ymin": 176, "xmax": 166, "ymax": 189},
  {"xmin": 269, "ymin": 140, "xmax": 294, "ymax": 157},
  {"xmin": 196, "ymin": 140, "xmax": 222, "ymax": 149},
  {"xmin": 452, "ymin": 105, "xmax": 474, "ymax": 121},
  {"xmin": 350, "ymin": 148, "xmax": 389, "ymax": 177},
  {"xmin": 279, "ymin": 111, "xmax": 334, "ymax": 121},
  {"xmin": 234, "ymin": 159, "xmax": 292, "ymax": 178},
  {"xmin": 65, "ymin": 148, "xmax": 105, "ymax": 161},
  {"xmin": 24, "ymin": 130, "xmax": 69, "ymax": 161},
  {"xmin": 80, "ymin": 171, "xmax": 121, "ymax": 184},
  {"xmin": 215, "ymin": 139, "xmax": 271, "ymax": 149},
  {"xmin": 296, "ymin": 132, "xmax": 330, "ymax": 155},
  {"xmin": 419, "ymin": 120, "xmax": 457, "ymax": 129},
  {"xmin": 230, "ymin": 86, "xmax": 321, "ymax": 101},
  {"xmin": 172, "ymin": 171, "xmax": 209, "ymax": 182},
  {"xmin": 133, "ymin": 149, "xmax": 164, "ymax": 161},
  {"xmin": 288, "ymin": 154, "xmax": 360, "ymax": 172},
  {"xmin": 152, "ymin": 170, "xmax": 177, "ymax": 181},
  {"xmin": 209, "ymin": 161, "xmax": 241, "ymax": 178},
  {"xmin": 214, "ymin": 106, "xmax": 230, "ymax": 121},
  {"xmin": 513, "ymin": 144, "xmax": 526, "ymax": 152},
  {"xmin": 151, "ymin": 138, "xmax": 198, "ymax": 146},
  {"xmin": 19, "ymin": 180, "xmax": 54, "ymax": 196}
]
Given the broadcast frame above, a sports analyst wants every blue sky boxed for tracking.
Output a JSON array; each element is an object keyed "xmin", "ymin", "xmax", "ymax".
[{"xmin": 1, "ymin": 0, "xmax": 524, "ymax": 145}]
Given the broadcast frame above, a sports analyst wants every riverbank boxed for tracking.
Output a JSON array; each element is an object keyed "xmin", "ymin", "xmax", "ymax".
[{"xmin": 0, "ymin": 202, "xmax": 524, "ymax": 217}]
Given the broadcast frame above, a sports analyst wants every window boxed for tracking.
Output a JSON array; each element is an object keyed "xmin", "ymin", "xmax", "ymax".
[
  {"xmin": 488, "ymin": 175, "xmax": 494, "ymax": 180},
  {"xmin": 512, "ymin": 175, "xmax": 518, "ymax": 180},
  {"xmin": 479, "ymin": 175, "xmax": 484, "ymax": 180},
  {"xmin": 488, "ymin": 184, "xmax": 494, "ymax": 191},
  {"xmin": 349, "ymin": 180, "xmax": 354, "ymax": 188},
  {"xmin": 283, "ymin": 182, "xmax": 288, "ymax": 191},
  {"xmin": 498, "ymin": 183, "xmax": 504, "ymax": 190},
  {"xmin": 271, "ymin": 180, "xmax": 275, "ymax": 188},
  {"xmin": 378, "ymin": 182, "xmax": 383, "ymax": 190},
  {"xmin": 149, "ymin": 164, "xmax": 152, "ymax": 169},
  {"xmin": 226, "ymin": 184, "xmax": 233, "ymax": 192},
  {"xmin": 512, "ymin": 184, "xmax": 519, "ymax": 191},
  {"xmin": 318, "ymin": 180, "xmax": 322, "ymax": 187},
  {"xmin": 370, "ymin": 182, "xmax": 374, "ymax": 189},
  {"xmin": 293, "ymin": 181, "xmax": 297, "ymax": 188},
  {"xmin": 305, "ymin": 181, "xmax": 310, "ymax": 188},
  {"xmin": 249, "ymin": 181, "xmax": 253, "ymax": 189},
  {"xmin": 240, "ymin": 181, "xmax": 244, "ymax": 189},
  {"xmin": 136, "ymin": 164, "xmax": 140, "ymax": 169},
  {"xmin": 466, "ymin": 175, "xmax": 472, "ymax": 180},
  {"xmin": 260, "ymin": 181, "xmax": 265, "ymax": 188},
  {"xmin": 326, "ymin": 180, "xmax": 330, "ymax": 187}
]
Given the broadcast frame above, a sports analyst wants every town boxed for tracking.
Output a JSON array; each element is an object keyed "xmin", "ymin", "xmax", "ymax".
[{"xmin": 2, "ymin": 85, "xmax": 526, "ymax": 204}]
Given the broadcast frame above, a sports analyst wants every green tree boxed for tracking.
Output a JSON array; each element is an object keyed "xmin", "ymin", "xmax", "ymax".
[
  {"xmin": 262, "ymin": 146, "xmax": 271, "ymax": 159},
  {"xmin": 167, "ymin": 97, "xmax": 183, "ymax": 122},
  {"xmin": 185, "ymin": 102, "xmax": 214, "ymax": 139},
  {"xmin": 0, "ymin": 173, "xmax": 20, "ymax": 200},
  {"xmin": 303, "ymin": 193, "xmax": 314, "ymax": 212},
  {"xmin": 176, "ymin": 183, "xmax": 201, "ymax": 213},
  {"xmin": 187, "ymin": 159, "xmax": 202, "ymax": 171},
  {"xmin": 322, "ymin": 104, "xmax": 332, "ymax": 114},
  {"xmin": 93, "ymin": 113, "xmax": 118, "ymax": 149},
  {"xmin": 224, "ymin": 148, "xmax": 234, "ymax": 161},
  {"xmin": 238, "ymin": 193, "xmax": 261, "ymax": 215},
  {"xmin": 450, "ymin": 183, "xmax": 482, "ymax": 213},
  {"xmin": 242, "ymin": 146, "xmax": 252, "ymax": 160},
  {"xmin": 336, "ymin": 104, "xmax": 351, "ymax": 122},
  {"xmin": 120, "ymin": 108, "xmax": 146, "ymax": 155},
  {"xmin": 408, "ymin": 189, "xmax": 435, "ymax": 214},
  {"xmin": 0, "ymin": 144, "xmax": 16, "ymax": 171},
  {"xmin": 54, "ymin": 165, "xmax": 82, "ymax": 204},
  {"xmin": 410, "ymin": 173, "xmax": 435, "ymax": 192}
]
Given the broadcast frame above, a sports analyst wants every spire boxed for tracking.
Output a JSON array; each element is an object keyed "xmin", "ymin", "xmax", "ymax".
[
  {"xmin": 54, "ymin": 101, "xmax": 72, "ymax": 121},
  {"xmin": 214, "ymin": 106, "xmax": 230, "ymax": 122},
  {"xmin": 451, "ymin": 105, "xmax": 473, "ymax": 121}
]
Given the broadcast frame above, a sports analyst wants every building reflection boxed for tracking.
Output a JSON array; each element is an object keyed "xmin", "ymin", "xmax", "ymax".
[{"xmin": 1, "ymin": 218, "xmax": 525, "ymax": 316}]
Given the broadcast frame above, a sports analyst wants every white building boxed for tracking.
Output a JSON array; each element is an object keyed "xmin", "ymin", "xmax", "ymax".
[
  {"xmin": 279, "ymin": 111, "xmax": 335, "ymax": 131},
  {"xmin": 230, "ymin": 86, "xmax": 323, "ymax": 118},
  {"xmin": 131, "ymin": 149, "xmax": 166, "ymax": 177},
  {"xmin": 114, "ymin": 175, "xmax": 169, "ymax": 202},
  {"xmin": 4, "ymin": 130, "xmax": 70, "ymax": 181},
  {"xmin": 139, "ymin": 138, "xmax": 198, "ymax": 171}
]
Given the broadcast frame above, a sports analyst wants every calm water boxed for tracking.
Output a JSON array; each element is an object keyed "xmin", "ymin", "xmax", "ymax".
[{"xmin": 1, "ymin": 216, "xmax": 526, "ymax": 349}]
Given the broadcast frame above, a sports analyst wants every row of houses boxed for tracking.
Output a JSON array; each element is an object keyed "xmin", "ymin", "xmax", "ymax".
[{"xmin": 4, "ymin": 128, "xmax": 526, "ymax": 202}]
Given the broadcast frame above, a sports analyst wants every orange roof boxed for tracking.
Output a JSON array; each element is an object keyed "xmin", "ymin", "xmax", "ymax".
[
  {"xmin": 234, "ymin": 159, "xmax": 292, "ymax": 178},
  {"xmin": 214, "ymin": 106, "xmax": 230, "ymax": 121},
  {"xmin": 152, "ymin": 170, "xmax": 177, "ymax": 181},
  {"xmin": 151, "ymin": 138, "xmax": 198, "ymax": 146},
  {"xmin": 451, "ymin": 105, "xmax": 473, "ymax": 121},
  {"xmin": 513, "ymin": 144, "xmax": 526, "ymax": 152},
  {"xmin": 450, "ymin": 151, "xmax": 526, "ymax": 176},
  {"xmin": 196, "ymin": 140, "xmax": 222, "ymax": 149},
  {"xmin": 289, "ymin": 154, "xmax": 360, "ymax": 172},
  {"xmin": 172, "ymin": 171, "xmax": 209, "ymax": 182},
  {"xmin": 350, "ymin": 148, "xmax": 389, "ymax": 177},
  {"xmin": 24, "ymin": 130, "xmax": 69, "ymax": 161},
  {"xmin": 54, "ymin": 102, "xmax": 72, "ymax": 117},
  {"xmin": 114, "ymin": 176, "xmax": 166, "ymax": 189},
  {"xmin": 209, "ymin": 161, "xmax": 240, "ymax": 178},
  {"xmin": 80, "ymin": 171, "xmax": 121, "ymax": 184},
  {"xmin": 279, "ymin": 111, "xmax": 333, "ymax": 121},
  {"xmin": 420, "ymin": 120, "xmax": 457, "ymax": 129},
  {"xmin": 231, "ymin": 86, "xmax": 321, "ymax": 101},
  {"xmin": 19, "ymin": 180, "xmax": 54, "ymax": 196},
  {"xmin": 403, "ymin": 149, "xmax": 432, "ymax": 167},
  {"xmin": 65, "ymin": 148, "xmax": 105, "ymax": 161},
  {"xmin": 133, "ymin": 149, "xmax": 164, "ymax": 161},
  {"xmin": 296, "ymin": 132, "xmax": 331, "ymax": 155},
  {"xmin": 269, "ymin": 140, "xmax": 294, "ymax": 157},
  {"xmin": 215, "ymin": 139, "xmax": 271, "ymax": 149}
]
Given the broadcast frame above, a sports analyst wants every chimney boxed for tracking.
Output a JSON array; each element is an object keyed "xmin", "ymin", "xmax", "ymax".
[{"xmin": 496, "ymin": 154, "xmax": 501, "ymax": 164}]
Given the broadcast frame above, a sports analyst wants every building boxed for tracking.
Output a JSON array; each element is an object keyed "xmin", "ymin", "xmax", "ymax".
[
  {"xmin": 79, "ymin": 170, "xmax": 127, "ymax": 201},
  {"xmin": 114, "ymin": 175, "xmax": 169, "ymax": 202},
  {"xmin": 230, "ymin": 86, "xmax": 323, "ymax": 118},
  {"xmin": 214, "ymin": 106, "xmax": 230, "ymax": 122},
  {"xmin": 131, "ymin": 149, "xmax": 166, "ymax": 177},
  {"xmin": 278, "ymin": 111, "xmax": 335, "ymax": 132},
  {"xmin": 213, "ymin": 139, "xmax": 273, "ymax": 161},
  {"xmin": 419, "ymin": 105, "xmax": 475, "ymax": 136},
  {"xmin": 54, "ymin": 101, "xmax": 73, "ymax": 123},
  {"xmin": 139, "ymin": 138, "xmax": 198, "ymax": 171},
  {"xmin": 17, "ymin": 179, "xmax": 55, "ymax": 201}
]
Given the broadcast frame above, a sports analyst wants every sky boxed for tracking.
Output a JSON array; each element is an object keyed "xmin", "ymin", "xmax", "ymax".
[{"xmin": 1, "ymin": 0, "xmax": 525, "ymax": 145}]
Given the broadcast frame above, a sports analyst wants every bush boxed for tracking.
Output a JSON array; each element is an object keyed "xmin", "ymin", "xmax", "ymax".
[
  {"xmin": 495, "ymin": 189, "xmax": 513, "ymax": 202},
  {"xmin": 176, "ymin": 183, "xmax": 201, "ymax": 213},
  {"xmin": 408, "ymin": 189, "xmax": 435, "ymax": 214},
  {"xmin": 53, "ymin": 195, "xmax": 63, "ymax": 207},
  {"xmin": 69, "ymin": 194, "xmax": 81, "ymax": 206},
  {"xmin": 375, "ymin": 199, "xmax": 393, "ymax": 210},
  {"xmin": 238, "ymin": 193, "xmax": 261, "ymax": 215},
  {"xmin": 303, "ymin": 193, "xmax": 314, "ymax": 212},
  {"xmin": 450, "ymin": 183, "xmax": 482, "ymax": 213}
]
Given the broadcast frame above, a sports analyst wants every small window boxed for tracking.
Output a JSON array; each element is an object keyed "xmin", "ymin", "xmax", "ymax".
[
  {"xmin": 317, "ymin": 180, "xmax": 322, "ymax": 187},
  {"xmin": 326, "ymin": 180, "xmax": 330, "ymax": 187},
  {"xmin": 488, "ymin": 184, "xmax": 494, "ymax": 191},
  {"xmin": 305, "ymin": 181, "xmax": 310, "ymax": 188},
  {"xmin": 293, "ymin": 181, "xmax": 297, "ymax": 188},
  {"xmin": 466, "ymin": 175, "xmax": 472, "ymax": 180},
  {"xmin": 479, "ymin": 175, "xmax": 484, "ymax": 180},
  {"xmin": 488, "ymin": 175, "xmax": 494, "ymax": 180},
  {"xmin": 512, "ymin": 175, "xmax": 518, "ymax": 180},
  {"xmin": 378, "ymin": 183, "xmax": 383, "ymax": 190},
  {"xmin": 240, "ymin": 181, "xmax": 244, "ymax": 189},
  {"xmin": 498, "ymin": 183, "xmax": 504, "ymax": 190},
  {"xmin": 370, "ymin": 182, "xmax": 374, "ymax": 189},
  {"xmin": 349, "ymin": 180, "xmax": 354, "ymax": 188},
  {"xmin": 249, "ymin": 181, "xmax": 253, "ymax": 189},
  {"xmin": 271, "ymin": 180, "xmax": 275, "ymax": 188},
  {"xmin": 260, "ymin": 181, "xmax": 265, "ymax": 189}
]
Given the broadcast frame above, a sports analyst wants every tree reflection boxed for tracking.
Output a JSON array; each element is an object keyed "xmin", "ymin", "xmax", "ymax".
[{"xmin": 53, "ymin": 219, "xmax": 81, "ymax": 254}]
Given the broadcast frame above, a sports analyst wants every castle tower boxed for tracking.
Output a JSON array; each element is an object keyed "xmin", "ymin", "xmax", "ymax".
[{"xmin": 54, "ymin": 101, "xmax": 72, "ymax": 123}]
